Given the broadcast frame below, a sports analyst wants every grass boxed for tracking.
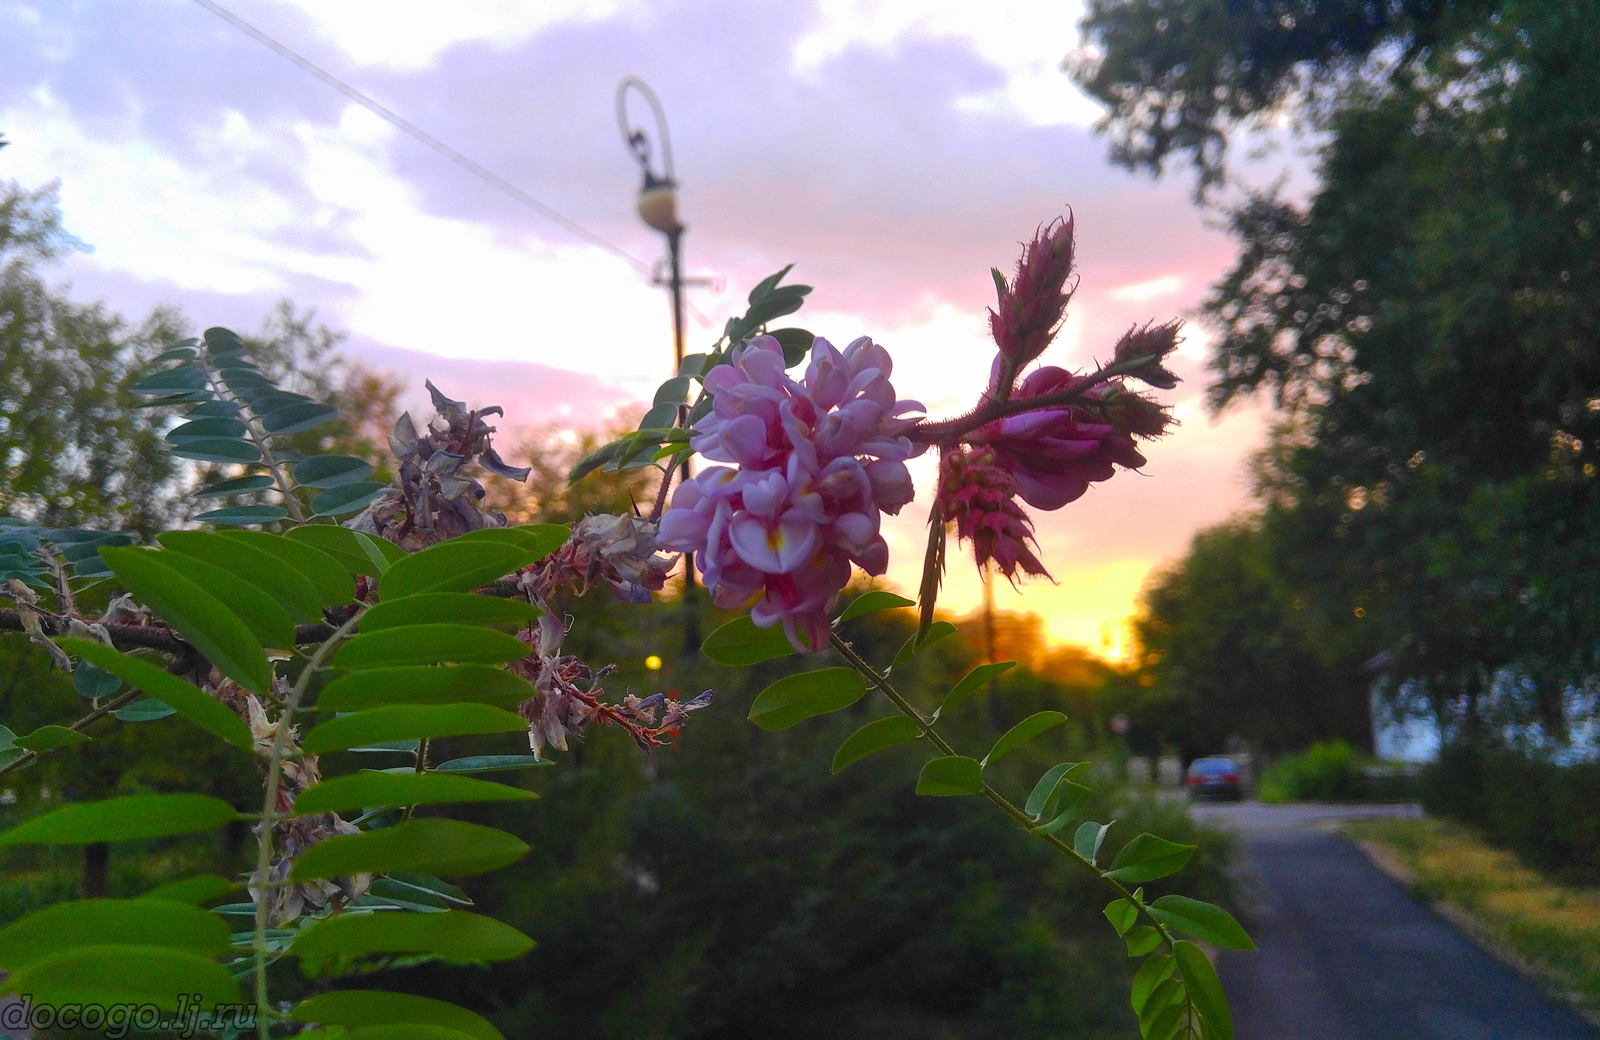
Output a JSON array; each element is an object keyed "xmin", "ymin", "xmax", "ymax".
[{"xmin": 1344, "ymin": 815, "xmax": 1600, "ymax": 1019}]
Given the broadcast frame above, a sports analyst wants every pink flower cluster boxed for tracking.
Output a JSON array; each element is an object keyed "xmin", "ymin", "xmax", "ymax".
[{"xmin": 659, "ymin": 335, "xmax": 923, "ymax": 652}]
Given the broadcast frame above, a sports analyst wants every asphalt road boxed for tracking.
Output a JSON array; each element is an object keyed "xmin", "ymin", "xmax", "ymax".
[{"xmin": 1191, "ymin": 801, "xmax": 1597, "ymax": 1040}]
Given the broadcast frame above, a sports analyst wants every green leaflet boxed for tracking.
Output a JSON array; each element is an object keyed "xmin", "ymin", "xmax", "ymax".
[
  {"xmin": 831, "ymin": 716, "xmax": 920, "ymax": 774},
  {"xmin": 302, "ymin": 704, "xmax": 530, "ymax": 754},
  {"xmin": 159, "ymin": 529, "xmax": 324, "ymax": 624},
  {"xmin": 432, "ymin": 756, "xmax": 553, "ymax": 774},
  {"xmin": 138, "ymin": 874, "xmax": 237, "ymax": 906},
  {"xmin": 217, "ymin": 529, "xmax": 354, "ymax": 606},
  {"xmin": 289, "ymin": 991, "xmax": 505, "ymax": 1040},
  {"xmin": 292, "ymin": 772, "xmax": 537, "ymax": 815},
  {"xmin": 0, "ymin": 899, "xmax": 231, "ymax": 970},
  {"xmin": 1103, "ymin": 897, "xmax": 1139, "ymax": 936},
  {"xmin": 292, "ymin": 909, "xmax": 534, "ymax": 977},
  {"xmin": 379, "ymin": 540, "xmax": 538, "ymax": 600},
  {"xmin": 748, "ymin": 668, "xmax": 866, "ymax": 730},
  {"xmin": 285, "ymin": 524, "xmax": 403, "ymax": 577},
  {"xmin": 316, "ymin": 665, "xmax": 536, "ymax": 712},
  {"xmin": 937, "ymin": 661, "xmax": 1017, "ymax": 718},
  {"xmin": 1175, "ymin": 940, "xmax": 1232, "ymax": 1040},
  {"xmin": 916, "ymin": 755, "xmax": 983, "ymax": 796},
  {"xmin": 1107, "ymin": 833, "xmax": 1197, "ymax": 884},
  {"xmin": 1148, "ymin": 895, "xmax": 1255, "ymax": 951},
  {"xmin": 334, "ymin": 624, "xmax": 532, "ymax": 668},
  {"xmin": 836, "ymin": 590, "xmax": 914, "ymax": 623},
  {"xmin": 701, "ymin": 614, "xmax": 797, "ymax": 665},
  {"xmin": 98, "ymin": 547, "xmax": 272, "ymax": 693},
  {"xmin": 291, "ymin": 454, "xmax": 375, "ymax": 489},
  {"xmin": 891, "ymin": 620, "xmax": 957, "ymax": 669},
  {"xmin": 982, "ymin": 710, "xmax": 1067, "ymax": 766},
  {"xmin": 135, "ymin": 547, "xmax": 296, "ymax": 648},
  {"xmin": 289, "ymin": 818, "xmax": 530, "ymax": 880},
  {"xmin": 0, "ymin": 794, "xmax": 239, "ymax": 847},
  {"xmin": 1, "ymin": 945, "xmax": 241, "ymax": 1013},
  {"xmin": 59, "ymin": 639, "xmax": 254, "ymax": 751},
  {"xmin": 12, "ymin": 725, "xmax": 89, "ymax": 753},
  {"xmin": 360, "ymin": 593, "xmax": 542, "ymax": 632},
  {"xmin": 310, "ymin": 481, "xmax": 388, "ymax": 517}
]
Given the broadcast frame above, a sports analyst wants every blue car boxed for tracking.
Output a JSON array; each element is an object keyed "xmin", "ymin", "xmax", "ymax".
[{"xmin": 1187, "ymin": 756, "xmax": 1244, "ymax": 801}]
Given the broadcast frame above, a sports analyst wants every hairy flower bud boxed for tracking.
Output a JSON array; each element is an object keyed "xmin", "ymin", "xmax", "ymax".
[{"xmin": 989, "ymin": 216, "xmax": 1076, "ymax": 371}]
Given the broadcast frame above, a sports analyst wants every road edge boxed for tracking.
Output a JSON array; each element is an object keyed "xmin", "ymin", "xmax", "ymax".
[{"xmin": 1344, "ymin": 828, "xmax": 1600, "ymax": 1032}]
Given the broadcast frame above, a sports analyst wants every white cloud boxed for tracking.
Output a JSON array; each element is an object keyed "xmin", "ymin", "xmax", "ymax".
[
  {"xmin": 792, "ymin": 0, "xmax": 1103, "ymax": 126},
  {"xmin": 256, "ymin": 0, "xmax": 638, "ymax": 70}
]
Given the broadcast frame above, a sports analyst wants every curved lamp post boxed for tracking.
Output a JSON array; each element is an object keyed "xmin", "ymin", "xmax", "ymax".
[{"xmin": 616, "ymin": 76, "xmax": 700, "ymax": 643}]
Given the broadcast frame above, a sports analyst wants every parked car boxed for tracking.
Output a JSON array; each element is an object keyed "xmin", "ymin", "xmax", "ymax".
[{"xmin": 1186, "ymin": 756, "xmax": 1244, "ymax": 801}]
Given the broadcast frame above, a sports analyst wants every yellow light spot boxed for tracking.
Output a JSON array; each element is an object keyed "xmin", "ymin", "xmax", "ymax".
[{"xmin": 644, "ymin": 655, "xmax": 663, "ymax": 671}]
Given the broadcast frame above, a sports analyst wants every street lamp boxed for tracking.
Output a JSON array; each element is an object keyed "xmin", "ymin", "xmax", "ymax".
[
  {"xmin": 616, "ymin": 76, "xmax": 687, "ymax": 371},
  {"xmin": 616, "ymin": 76, "xmax": 701, "ymax": 647}
]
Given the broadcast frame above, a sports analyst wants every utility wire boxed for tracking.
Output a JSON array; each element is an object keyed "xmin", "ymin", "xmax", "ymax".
[{"xmin": 189, "ymin": 0, "xmax": 654, "ymax": 277}]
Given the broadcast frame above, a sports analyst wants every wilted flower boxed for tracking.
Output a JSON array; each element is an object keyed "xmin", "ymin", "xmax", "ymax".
[
  {"xmin": 658, "ymin": 334, "xmax": 924, "ymax": 651},
  {"xmin": 352, "ymin": 381, "xmax": 531, "ymax": 549}
]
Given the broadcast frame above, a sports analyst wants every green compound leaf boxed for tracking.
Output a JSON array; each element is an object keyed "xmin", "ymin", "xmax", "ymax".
[
  {"xmin": 748, "ymin": 668, "xmax": 866, "ymax": 730},
  {"xmin": 937, "ymin": 660, "xmax": 1017, "ymax": 718},
  {"xmin": 1104, "ymin": 897, "xmax": 1139, "ymax": 936},
  {"xmin": 217, "ymin": 530, "xmax": 354, "ymax": 606},
  {"xmin": 302, "ymin": 704, "xmax": 529, "ymax": 755},
  {"xmin": 1, "ymin": 945, "xmax": 241, "ymax": 1013},
  {"xmin": 0, "ymin": 899, "xmax": 231, "ymax": 970},
  {"xmin": 379, "ymin": 540, "xmax": 536, "ymax": 600},
  {"xmin": 360, "ymin": 593, "xmax": 542, "ymax": 632},
  {"xmin": 836, "ymin": 590, "xmax": 914, "ymax": 623},
  {"xmin": 139, "ymin": 874, "xmax": 237, "ymax": 905},
  {"xmin": 290, "ymin": 818, "xmax": 530, "ymax": 880},
  {"xmin": 891, "ymin": 619, "xmax": 958, "ymax": 668},
  {"xmin": 12, "ymin": 725, "xmax": 89, "ymax": 753},
  {"xmin": 1131, "ymin": 953, "xmax": 1176, "ymax": 1014},
  {"xmin": 1075, "ymin": 821, "xmax": 1112, "ymax": 865},
  {"xmin": 1148, "ymin": 895, "xmax": 1255, "ymax": 951},
  {"xmin": 982, "ymin": 710, "xmax": 1066, "ymax": 767},
  {"xmin": 432, "ymin": 756, "xmax": 554, "ymax": 774},
  {"xmin": 310, "ymin": 481, "xmax": 389, "ymax": 517},
  {"xmin": 701, "ymin": 614, "xmax": 796, "ymax": 665},
  {"xmin": 168, "ymin": 437, "xmax": 262, "ymax": 465},
  {"xmin": 831, "ymin": 715, "xmax": 920, "ymax": 774},
  {"xmin": 316, "ymin": 665, "xmax": 536, "ymax": 712},
  {"xmin": 134, "ymin": 547, "xmax": 295, "ymax": 648},
  {"xmin": 192, "ymin": 474, "xmax": 277, "ymax": 499},
  {"xmin": 60, "ymin": 639, "xmax": 255, "ymax": 751},
  {"xmin": 0, "ymin": 793, "xmax": 239, "ymax": 847},
  {"xmin": 99, "ymin": 546, "xmax": 272, "ymax": 693},
  {"xmin": 292, "ymin": 454, "xmax": 375, "ymax": 489},
  {"xmin": 1125, "ymin": 925, "xmax": 1163, "ymax": 957},
  {"xmin": 289, "ymin": 991, "xmax": 505, "ymax": 1040},
  {"xmin": 334, "ymin": 624, "xmax": 532, "ymax": 668},
  {"xmin": 292, "ymin": 909, "xmax": 534, "ymax": 977},
  {"xmin": 193, "ymin": 504, "xmax": 290, "ymax": 526},
  {"xmin": 1107, "ymin": 833, "xmax": 1196, "ymax": 884},
  {"xmin": 292, "ymin": 772, "xmax": 537, "ymax": 815},
  {"xmin": 285, "ymin": 524, "xmax": 401, "ymax": 577},
  {"xmin": 1175, "ymin": 940, "xmax": 1232, "ymax": 1040},
  {"xmin": 916, "ymin": 755, "xmax": 984, "ymax": 796}
]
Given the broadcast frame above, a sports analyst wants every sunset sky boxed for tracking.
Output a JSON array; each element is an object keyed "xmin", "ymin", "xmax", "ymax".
[{"xmin": 0, "ymin": 0, "xmax": 1295, "ymax": 658}]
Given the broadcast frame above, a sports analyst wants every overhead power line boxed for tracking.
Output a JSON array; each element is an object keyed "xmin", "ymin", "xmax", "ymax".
[{"xmin": 189, "ymin": 0, "xmax": 654, "ymax": 277}]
